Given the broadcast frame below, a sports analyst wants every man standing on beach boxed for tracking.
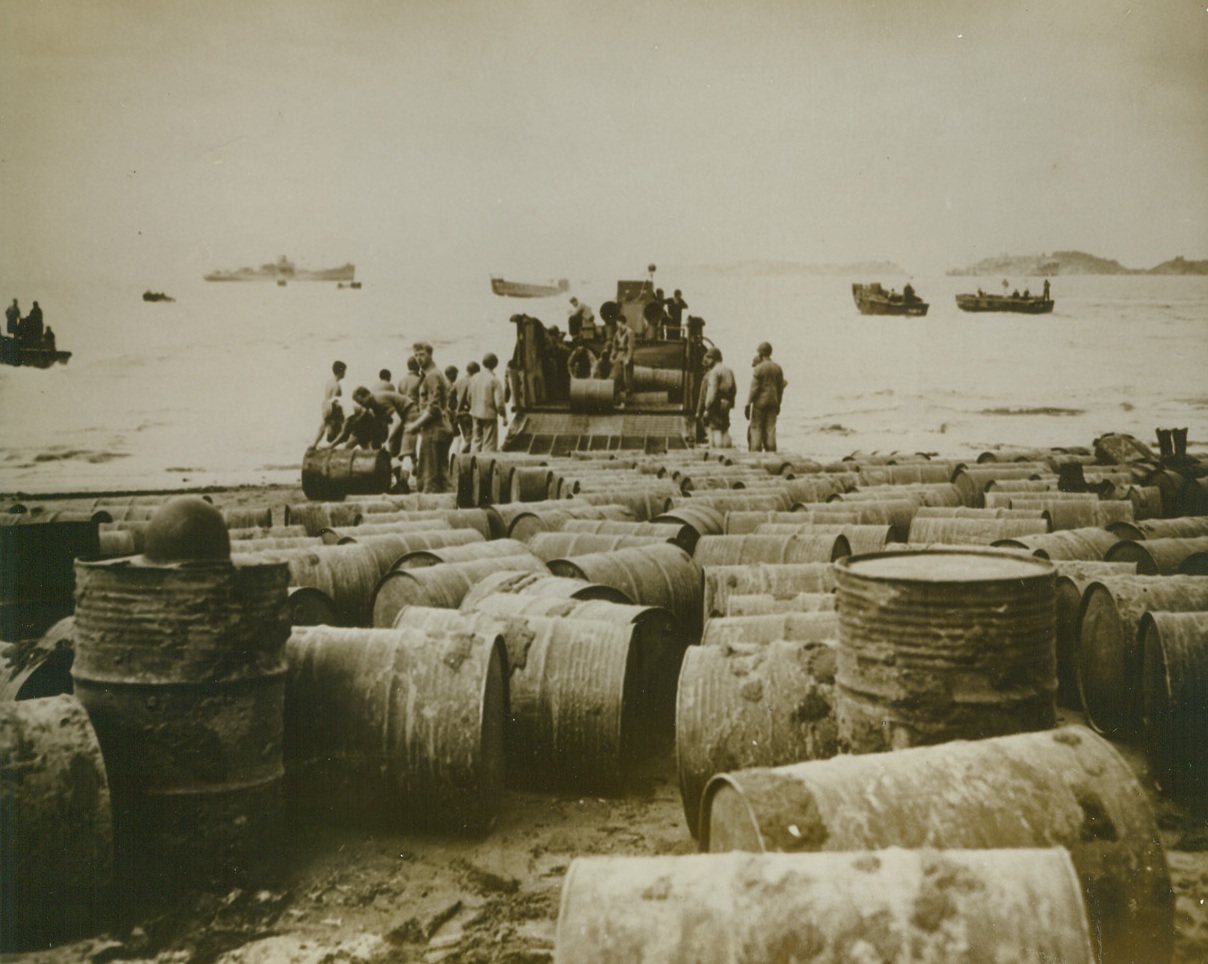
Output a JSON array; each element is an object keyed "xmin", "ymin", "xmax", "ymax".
[
  {"xmin": 699, "ymin": 347, "xmax": 737, "ymax": 448},
  {"xmin": 405, "ymin": 342, "xmax": 454, "ymax": 492},
  {"xmin": 450, "ymin": 360, "xmax": 478, "ymax": 454},
  {"xmin": 468, "ymin": 352, "xmax": 507, "ymax": 453},
  {"xmin": 745, "ymin": 341, "xmax": 786, "ymax": 452},
  {"xmin": 312, "ymin": 360, "xmax": 346, "ymax": 447}
]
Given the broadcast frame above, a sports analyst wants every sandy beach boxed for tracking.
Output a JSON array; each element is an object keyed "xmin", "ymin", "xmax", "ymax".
[{"xmin": 2, "ymin": 468, "xmax": 1205, "ymax": 964}]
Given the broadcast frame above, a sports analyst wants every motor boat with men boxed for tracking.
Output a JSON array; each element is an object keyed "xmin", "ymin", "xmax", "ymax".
[{"xmin": 851, "ymin": 282, "xmax": 929, "ymax": 316}]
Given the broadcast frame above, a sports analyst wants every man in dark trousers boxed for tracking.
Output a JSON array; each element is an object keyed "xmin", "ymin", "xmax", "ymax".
[
  {"xmin": 5, "ymin": 299, "xmax": 19, "ymax": 335},
  {"xmin": 745, "ymin": 341, "xmax": 787, "ymax": 452}
]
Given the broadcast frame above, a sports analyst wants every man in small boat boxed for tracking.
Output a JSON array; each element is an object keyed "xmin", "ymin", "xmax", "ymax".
[
  {"xmin": 1023, "ymin": 288, "xmax": 1031, "ymax": 299},
  {"xmin": 1043, "ymin": 279, "xmax": 1051, "ymax": 300},
  {"xmin": 20, "ymin": 300, "xmax": 44, "ymax": 345},
  {"xmin": 5, "ymin": 299, "xmax": 19, "ymax": 335},
  {"xmin": 903, "ymin": 283, "xmax": 916, "ymax": 303},
  {"xmin": 746, "ymin": 341, "xmax": 787, "ymax": 453},
  {"xmin": 42, "ymin": 327, "xmax": 55, "ymax": 351},
  {"xmin": 312, "ymin": 360, "xmax": 346, "ymax": 447},
  {"xmin": 467, "ymin": 352, "xmax": 507, "ymax": 454}
]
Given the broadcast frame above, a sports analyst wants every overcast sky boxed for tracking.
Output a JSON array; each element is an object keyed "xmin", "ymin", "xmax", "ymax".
[{"xmin": 2, "ymin": 0, "xmax": 1205, "ymax": 283}]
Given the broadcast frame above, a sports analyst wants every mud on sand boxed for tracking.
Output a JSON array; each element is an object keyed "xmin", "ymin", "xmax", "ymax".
[{"xmin": 4, "ymin": 483, "xmax": 1207, "ymax": 964}]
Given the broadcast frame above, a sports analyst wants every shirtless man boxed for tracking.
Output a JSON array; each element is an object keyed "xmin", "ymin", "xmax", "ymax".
[{"xmin": 312, "ymin": 360, "xmax": 347, "ymax": 447}]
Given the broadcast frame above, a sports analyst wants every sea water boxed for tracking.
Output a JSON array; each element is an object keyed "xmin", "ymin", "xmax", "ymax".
[{"xmin": 0, "ymin": 270, "xmax": 1204, "ymax": 494}]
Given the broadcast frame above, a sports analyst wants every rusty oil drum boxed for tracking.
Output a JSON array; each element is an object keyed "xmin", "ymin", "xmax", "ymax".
[
  {"xmin": 1141, "ymin": 610, "xmax": 1208, "ymax": 796},
  {"xmin": 0, "ymin": 694, "xmax": 114, "ymax": 951},
  {"xmin": 547, "ymin": 543, "xmax": 703, "ymax": 637},
  {"xmin": 699, "ymin": 611, "xmax": 839, "ymax": 647},
  {"xmin": 283, "ymin": 625, "xmax": 505, "ymax": 833},
  {"xmin": 300, "ymin": 446, "xmax": 392, "ymax": 502},
  {"xmin": 700, "ymin": 725, "xmax": 1172, "ymax": 964},
  {"xmin": 702, "ymin": 562, "xmax": 836, "ymax": 620},
  {"xmin": 71, "ymin": 558, "xmax": 289, "ymax": 897},
  {"xmin": 462, "ymin": 593, "xmax": 685, "ymax": 740},
  {"xmin": 458, "ymin": 570, "xmax": 632, "ymax": 611},
  {"xmin": 834, "ymin": 550, "xmax": 1057, "ymax": 753},
  {"xmin": 1076, "ymin": 574, "xmax": 1208, "ymax": 738},
  {"xmin": 676, "ymin": 640, "xmax": 838, "ymax": 838},
  {"xmin": 553, "ymin": 849, "xmax": 1094, "ymax": 964},
  {"xmin": 568, "ymin": 377, "xmax": 617, "ymax": 413},
  {"xmin": 372, "ymin": 555, "xmax": 547, "ymax": 626}
]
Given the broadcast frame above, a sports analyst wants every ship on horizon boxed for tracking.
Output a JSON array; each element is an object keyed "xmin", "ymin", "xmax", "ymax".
[{"xmin": 204, "ymin": 255, "xmax": 355, "ymax": 283}]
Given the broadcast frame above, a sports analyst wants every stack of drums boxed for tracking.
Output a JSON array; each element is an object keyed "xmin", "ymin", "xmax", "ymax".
[{"xmin": 72, "ymin": 555, "xmax": 291, "ymax": 898}]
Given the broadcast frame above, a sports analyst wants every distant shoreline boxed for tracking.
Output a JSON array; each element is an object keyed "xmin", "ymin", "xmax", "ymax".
[{"xmin": 947, "ymin": 252, "xmax": 1208, "ymax": 277}]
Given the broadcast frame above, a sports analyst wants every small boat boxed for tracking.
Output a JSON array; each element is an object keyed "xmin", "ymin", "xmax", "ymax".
[
  {"xmin": 851, "ymin": 282, "xmax": 929, "ymax": 316},
  {"xmin": 955, "ymin": 288, "xmax": 1054, "ymax": 314},
  {"xmin": 1, "ymin": 336, "xmax": 71, "ymax": 369},
  {"xmin": 142, "ymin": 290, "xmax": 175, "ymax": 303},
  {"xmin": 490, "ymin": 277, "xmax": 570, "ymax": 299}
]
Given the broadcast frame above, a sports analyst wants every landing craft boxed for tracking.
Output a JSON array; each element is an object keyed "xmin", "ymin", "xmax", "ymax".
[{"xmin": 502, "ymin": 266, "xmax": 715, "ymax": 454}]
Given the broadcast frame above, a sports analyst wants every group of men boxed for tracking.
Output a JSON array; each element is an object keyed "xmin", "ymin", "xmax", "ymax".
[
  {"xmin": 697, "ymin": 340, "xmax": 786, "ymax": 452},
  {"xmin": 567, "ymin": 288, "xmax": 689, "ymax": 342},
  {"xmin": 5, "ymin": 298, "xmax": 55, "ymax": 349},
  {"xmin": 312, "ymin": 342, "xmax": 508, "ymax": 493}
]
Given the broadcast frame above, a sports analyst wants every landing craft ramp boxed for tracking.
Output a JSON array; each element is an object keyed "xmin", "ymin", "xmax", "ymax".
[{"xmin": 502, "ymin": 271, "xmax": 712, "ymax": 454}]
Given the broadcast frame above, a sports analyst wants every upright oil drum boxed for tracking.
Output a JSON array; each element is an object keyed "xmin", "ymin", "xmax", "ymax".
[
  {"xmin": 554, "ymin": 849, "xmax": 1094, "ymax": 964},
  {"xmin": 0, "ymin": 694, "xmax": 113, "ymax": 951},
  {"xmin": 71, "ymin": 504, "xmax": 290, "ymax": 897},
  {"xmin": 1141, "ymin": 610, "xmax": 1208, "ymax": 796},
  {"xmin": 834, "ymin": 550, "xmax": 1057, "ymax": 752},
  {"xmin": 701, "ymin": 725, "xmax": 1172, "ymax": 964},
  {"xmin": 300, "ymin": 446, "xmax": 392, "ymax": 501}
]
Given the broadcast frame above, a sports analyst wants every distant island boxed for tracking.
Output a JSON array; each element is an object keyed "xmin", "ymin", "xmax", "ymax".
[
  {"xmin": 947, "ymin": 251, "xmax": 1208, "ymax": 276},
  {"xmin": 679, "ymin": 259, "xmax": 909, "ymax": 277}
]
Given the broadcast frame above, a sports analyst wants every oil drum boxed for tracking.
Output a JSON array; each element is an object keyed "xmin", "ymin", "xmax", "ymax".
[
  {"xmin": 553, "ymin": 849, "xmax": 1094, "ymax": 964},
  {"xmin": 0, "ymin": 694, "xmax": 113, "ymax": 952},
  {"xmin": 1141, "ymin": 610, "xmax": 1208, "ymax": 796},
  {"xmin": 700, "ymin": 725, "xmax": 1171, "ymax": 964},
  {"xmin": 300, "ymin": 446, "xmax": 392, "ymax": 502},
  {"xmin": 72, "ymin": 557, "xmax": 290, "ymax": 897},
  {"xmin": 284, "ymin": 625, "xmax": 505, "ymax": 833},
  {"xmin": 834, "ymin": 550, "xmax": 1057, "ymax": 752},
  {"xmin": 676, "ymin": 640, "xmax": 838, "ymax": 837}
]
